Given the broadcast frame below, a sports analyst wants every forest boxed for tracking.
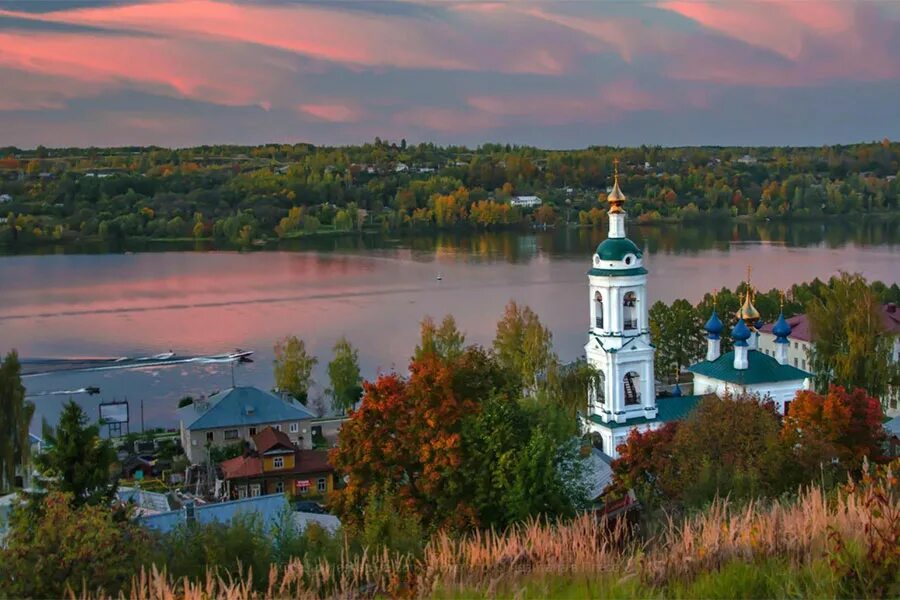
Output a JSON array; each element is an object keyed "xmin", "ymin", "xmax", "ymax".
[{"xmin": 1, "ymin": 139, "xmax": 898, "ymax": 246}]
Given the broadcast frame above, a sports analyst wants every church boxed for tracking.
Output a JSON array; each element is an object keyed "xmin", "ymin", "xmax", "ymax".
[{"xmin": 583, "ymin": 164, "xmax": 811, "ymax": 459}]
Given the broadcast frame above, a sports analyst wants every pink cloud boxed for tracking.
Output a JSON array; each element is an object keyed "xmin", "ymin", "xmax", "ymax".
[
  {"xmin": 0, "ymin": 1, "xmax": 568, "ymax": 76},
  {"xmin": 298, "ymin": 103, "xmax": 363, "ymax": 124}
]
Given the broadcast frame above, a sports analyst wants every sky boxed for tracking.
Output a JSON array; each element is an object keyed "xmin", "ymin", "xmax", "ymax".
[{"xmin": 2, "ymin": 0, "xmax": 899, "ymax": 149}]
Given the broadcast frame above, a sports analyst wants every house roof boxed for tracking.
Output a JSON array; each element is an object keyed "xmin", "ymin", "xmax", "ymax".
[
  {"xmin": 254, "ymin": 427, "xmax": 294, "ymax": 454},
  {"xmin": 760, "ymin": 304, "xmax": 900, "ymax": 342},
  {"xmin": 180, "ymin": 386, "xmax": 315, "ymax": 431},
  {"xmin": 220, "ymin": 449, "xmax": 333, "ymax": 481},
  {"xmin": 583, "ymin": 448, "xmax": 614, "ymax": 500},
  {"xmin": 884, "ymin": 415, "xmax": 900, "ymax": 438},
  {"xmin": 589, "ymin": 394, "xmax": 705, "ymax": 430},
  {"xmin": 139, "ymin": 493, "xmax": 288, "ymax": 534},
  {"xmin": 688, "ymin": 350, "xmax": 810, "ymax": 385}
]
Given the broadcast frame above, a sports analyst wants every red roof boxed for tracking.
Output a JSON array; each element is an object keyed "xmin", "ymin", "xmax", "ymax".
[
  {"xmin": 220, "ymin": 449, "xmax": 333, "ymax": 480},
  {"xmin": 253, "ymin": 426, "xmax": 294, "ymax": 454},
  {"xmin": 220, "ymin": 455, "xmax": 262, "ymax": 479},
  {"xmin": 761, "ymin": 304, "xmax": 899, "ymax": 342}
]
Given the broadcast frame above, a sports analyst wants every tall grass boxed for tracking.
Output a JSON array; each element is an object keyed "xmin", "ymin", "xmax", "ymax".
[{"xmin": 100, "ymin": 463, "xmax": 897, "ymax": 599}]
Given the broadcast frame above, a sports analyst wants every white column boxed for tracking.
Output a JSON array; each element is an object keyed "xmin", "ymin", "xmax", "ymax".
[
  {"xmin": 775, "ymin": 342, "xmax": 788, "ymax": 365},
  {"xmin": 706, "ymin": 338, "xmax": 721, "ymax": 362},
  {"xmin": 642, "ymin": 360, "xmax": 656, "ymax": 415},
  {"xmin": 609, "ymin": 212, "xmax": 626, "ymax": 238},
  {"xmin": 589, "ymin": 288, "xmax": 596, "ymax": 329},
  {"xmin": 733, "ymin": 345, "xmax": 748, "ymax": 370}
]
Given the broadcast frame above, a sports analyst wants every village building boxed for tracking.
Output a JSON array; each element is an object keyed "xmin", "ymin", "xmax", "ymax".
[
  {"xmin": 220, "ymin": 427, "xmax": 335, "ymax": 499},
  {"xmin": 510, "ymin": 195, "xmax": 542, "ymax": 208},
  {"xmin": 177, "ymin": 386, "xmax": 316, "ymax": 464}
]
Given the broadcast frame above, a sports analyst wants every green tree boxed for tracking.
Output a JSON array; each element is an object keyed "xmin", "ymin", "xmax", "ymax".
[
  {"xmin": 35, "ymin": 401, "xmax": 117, "ymax": 507},
  {"xmin": 649, "ymin": 299, "xmax": 706, "ymax": 381},
  {"xmin": 506, "ymin": 430, "xmax": 586, "ymax": 522},
  {"xmin": 413, "ymin": 314, "xmax": 466, "ymax": 362},
  {"xmin": 493, "ymin": 301, "xmax": 556, "ymax": 391},
  {"xmin": 807, "ymin": 272, "xmax": 899, "ymax": 408},
  {"xmin": 0, "ymin": 492, "xmax": 154, "ymax": 598},
  {"xmin": 328, "ymin": 336, "xmax": 362, "ymax": 413},
  {"xmin": 0, "ymin": 351, "xmax": 33, "ymax": 493},
  {"xmin": 273, "ymin": 335, "xmax": 318, "ymax": 404}
]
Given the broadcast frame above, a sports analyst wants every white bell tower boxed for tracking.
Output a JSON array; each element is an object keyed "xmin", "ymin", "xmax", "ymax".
[{"xmin": 585, "ymin": 160, "xmax": 657, "ymax": 429}]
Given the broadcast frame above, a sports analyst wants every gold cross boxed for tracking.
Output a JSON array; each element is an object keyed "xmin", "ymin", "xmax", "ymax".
[{"xmin": 613, "ymin": 157, "xmax": 619, "ymax": 183}]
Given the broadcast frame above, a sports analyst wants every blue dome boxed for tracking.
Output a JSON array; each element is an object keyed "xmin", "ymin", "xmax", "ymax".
[
  {"xmin": 772, "ymin": 312, "xmax": 792, "ymax": 341},
  {"xmin": 704, "ymin": 309, "xmax": 724, "ymax": 339},
  {"xmin": 755, "ymin": 319, "xmax": 765, "ymax": 330},
  {"xmin": 732, "ymin": 318, "xmax": 751, "ymax": 346}
]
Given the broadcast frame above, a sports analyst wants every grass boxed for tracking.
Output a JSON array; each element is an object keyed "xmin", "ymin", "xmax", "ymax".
[{"xmin": 97, "ymin": 462, "xmax": 897, "ymax": 599}]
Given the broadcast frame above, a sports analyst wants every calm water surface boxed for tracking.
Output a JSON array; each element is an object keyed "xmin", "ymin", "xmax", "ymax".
[{"xmin": 1, "ymin": 220, "xmax": 897, "ymax": 431}]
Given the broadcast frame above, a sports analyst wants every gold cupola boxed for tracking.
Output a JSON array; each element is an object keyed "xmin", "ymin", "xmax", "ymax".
[
  {"xmin": 735, "ymin": 266, "xmax": 761, "ymax": 328},
  {"xmin": 607, "ymin": 158, "xmax": 626, "ymax": 214}
]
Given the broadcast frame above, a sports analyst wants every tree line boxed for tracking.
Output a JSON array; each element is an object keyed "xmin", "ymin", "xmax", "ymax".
[{"xmin": 2, "ymin": 139, "xmax": 899, "ymax": 246}]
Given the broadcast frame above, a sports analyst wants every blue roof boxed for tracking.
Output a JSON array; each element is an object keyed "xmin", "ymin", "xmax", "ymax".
[
  {"xmin": 704, "ymin": 309, "xmax": 724, "ymax": 339},
  {"xmin": 181, "ymin": 386, "xmax": 315, "ymax": 431},
  {"xmin": 732, "ymin": 319, "xmax": 751, "ymax": 345},
  {"xmin": 772, "ymin": 313, "xmax": 792, "ymax": 339},
  {"xmin": 139, "ymin": 493, "xmax": 288, "ymax": 533}
]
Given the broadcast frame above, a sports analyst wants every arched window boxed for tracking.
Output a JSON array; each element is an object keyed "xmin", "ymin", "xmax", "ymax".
[
  {"xmin": 590, "ymin": 432, "xmax": 603, "ymax": 452},
  {"xmin": 623, "ymin": 292, "xmax": 638, "ymax": 330},
  {"xmin": 594, "ymin": 291, "xmax": 604, "ymax": 328},
  {"xmin": 624, "ymin": 371, "xmax": 641, "ymax": 405},
  {"xmin": 593, "ymin": 370, "xmax": 606, "ymax": 405}
]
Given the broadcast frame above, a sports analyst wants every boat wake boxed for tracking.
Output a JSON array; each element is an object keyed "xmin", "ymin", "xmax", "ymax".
[{"xmin": 21, "ymin": 349, "xmax": 253, "ymax": 378}]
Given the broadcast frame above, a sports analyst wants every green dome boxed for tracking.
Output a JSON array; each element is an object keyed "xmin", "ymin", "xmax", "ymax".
[{"xmin": 596, "ymin": 238, "xmax": 642, "ymax": 261}]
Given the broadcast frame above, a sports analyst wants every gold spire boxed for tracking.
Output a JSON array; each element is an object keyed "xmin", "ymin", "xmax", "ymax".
[{"xmin": 607, "ymin": 158, "xmax": 626, "ymax": 213}]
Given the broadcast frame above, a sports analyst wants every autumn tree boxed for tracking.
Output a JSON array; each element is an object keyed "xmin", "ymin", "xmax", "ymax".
[
  {"xmin": 783, "ymin": 386, "xmax": 886, "ymax": 469},
  {"xmin": 0, "ymin": 492, "xmax": 154, "ymax": 598},
  {"xmin": 493, "ymin": 301, "xmax": 556, "ymax": 392},
  {"xmin": 0, "ymin": 351, "xmax": 33, "ymax": 493},
  {"xmin": 649, "ymin": 299, "xmax": 705, "ymax": 381},
  {"xmin": 807, "ymin": 272, "xmax": 898, "ymax": 408},
  {"xmin": 608, "ymin": 422, "xmax": 679, "ymax": 508},
  {"xmin": 273, "ymin": 335, "xmax": 318, "ymax": 404},
  {"xmin": 413, "ymin": 314, "xmax": 466, "ymax": 362},
  {"xmin": 327, "ymin": 336, "xmax": 361, "ymax": 414}
]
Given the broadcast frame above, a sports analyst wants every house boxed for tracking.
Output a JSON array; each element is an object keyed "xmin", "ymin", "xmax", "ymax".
[
  {"xmin": 759, "ymin": 303, "xmax": 900, "ymax": 414},
  {"xmin": 220, "ymin": 427, "xmax": 336, "ymax": 500},
  {"xmin": 0, "ymin": 193, "xmax": 12, "ymax": 203},
  {"xmin": 736, "ymin": 154, "xmax": 757, "ymax": 165},
  {"xmin": 177, "ymin": 386, "xmax": 316, "ymax": 464},
  {"xmin": 394, "ymin": 162, "xmax": 409, "ymax": 173},
  {"xmin": 510, "ymin": 195, "xmax": 542, "ymax": 208},
  {"xmin": 117, "ymin": 486, "xmax": 173, "ymax": 516},
  {"xmin": 885, "ymin": 416, "xmax": 900, "ymax": 457}
]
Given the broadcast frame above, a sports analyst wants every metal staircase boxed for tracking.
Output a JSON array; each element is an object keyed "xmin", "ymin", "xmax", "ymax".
[{"xmin": 624, "ymin": 372, "xmax": 640, "ymax": 405}]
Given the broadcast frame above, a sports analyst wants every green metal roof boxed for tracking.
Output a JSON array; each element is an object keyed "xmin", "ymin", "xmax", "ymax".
[
  {"xmin": 589, "ymin": 394, "xmax": 705, "ymax": 429},
  {"xmin": 687, "ymin": 350, "xmax": 810, "ymax": 385},
  {"xmin": 587, "ymin": 267, "xmax": 648, "ymax": 277},
  {"xmin": 595, "ymin": 237, "xmax": 642, "ymax": 261}
]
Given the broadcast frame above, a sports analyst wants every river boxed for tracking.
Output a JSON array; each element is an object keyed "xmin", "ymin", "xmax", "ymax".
[{"xmin": 1, "ymin": 218, "xmax": 897, "ymax": 432}]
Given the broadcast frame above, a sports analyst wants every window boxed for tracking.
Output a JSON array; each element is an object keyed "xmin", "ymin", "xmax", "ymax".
[
  {"xmin": 623, "ymin": 371, "xmax": 641, "ymax": 405},
  {"xmin": 623, "ymin": 292, "xmax": 638, "ymax": 330},
  {"xmin": 594, "ymin": 291, "xmax": 604, "ymax": 329},
  {"xmin": 248, "ymin": 427, "xmax": 256, "ymax": 436},
  {"xmin": 250, "ymin": 484, "xmax": 261, "ymax": 497},
  {"xmin": 273, "ymin": 424, "xmax": 282, "ymax": 431},
  {"xmin": 794, "ymin": 358, "xmax": 798, "ymax": 367},
  {"xmin": 274, "ymin": 480, "xmax": 284, "ymax": 494},
  {"xmin": 224, "ymin": 429, "xmax": 239, "ymax": 440},
  {"xmin": 593, "ymin": 371, "xmax": 606, "ymax": 405},
  {"xmin": 801, "ymin": 359, "xmax": 806, "ymax": 370},
  {"xmin": 237, "ymin": 485, "xmax": 247, "ymax": 499},
  {"xmin": 794, "ymin": 342, "xmax": 798, "ymax": 349},
  {"xmin": 206, "ymin": 431, "xmax": 214, "ymax": 443},
  {"xmin": 296, "ymin": 480, "xmax": 310, "ymax": 494},
  {"xmin": 289, "ymin": 422, "xmax": 299, "ymax": 433},
  {"xmin": 273, "ymin": 456, "xmax": 284, "ymax": 469},
  {"xmin": 317, "ymin": 478, "xmax": 327, "ymax": 493}
]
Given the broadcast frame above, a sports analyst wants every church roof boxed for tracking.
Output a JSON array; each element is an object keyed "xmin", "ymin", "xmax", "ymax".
[
  {"xmin": 687, "ymin": 350, "xmax": 810, "ymax": 385},
  {"xmin": 589, "ymin": 394, "xmax": 705, "ymax": 429},
  {"xmin": 595, "ymin": 237, "xmax": 642, "ymax": 261},
  {"xmin": 587, "ymin": 266, "xmax": 648, "ymax": 277}
]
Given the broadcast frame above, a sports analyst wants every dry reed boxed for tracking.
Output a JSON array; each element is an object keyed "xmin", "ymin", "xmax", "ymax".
[{"xmin": 92, "ymin": 463, "xmax": 896, "ymax": 599}]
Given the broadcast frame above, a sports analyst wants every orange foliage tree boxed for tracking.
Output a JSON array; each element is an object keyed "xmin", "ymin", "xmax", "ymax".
[
  {"xmin": 328, "ymin": 348, "xmax": 511, "ymax": 531},
  {"xmin": 783, "ymin": 385, "xmax": 886, "ymax": 468}
]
